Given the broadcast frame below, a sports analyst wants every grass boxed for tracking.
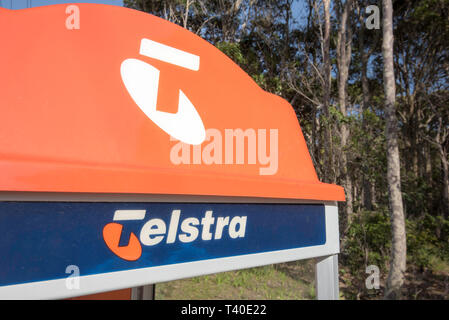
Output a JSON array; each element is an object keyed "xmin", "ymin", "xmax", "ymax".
[
  {"xmin": 154, "ymin": 256, "xmax": 449, "ymax": 300},
  {"xmin": 428, "ymin": 255, "xmax": 449, "ymax": 274},
  {"xmin": 155, "ymin": 260, "xmax": 317, "ymax": 300}
]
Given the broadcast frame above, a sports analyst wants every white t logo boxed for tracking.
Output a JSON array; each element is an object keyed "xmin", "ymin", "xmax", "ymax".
[{"xmin": 120, "ymin": 39, "xmax": 206, "ymax": 145}]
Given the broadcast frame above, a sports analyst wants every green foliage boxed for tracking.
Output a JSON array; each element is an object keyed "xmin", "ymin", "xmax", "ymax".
[
  {"xmin": 407, "ymin": 215, "xmax": 449, "ymax": 268},
  {"xmin": 401, "ymin": 174, "xmax": 435, "ymax": 218},
  {"xmin": 343, "ymin": 209, "xmax": 391, "ymax": 275},
  {"xmin": 216, "ymin": 42, "xmax": 247, "ymax": 66},
  {"xmin": 342, "ymin": 208, "xmax": 449, "ymax": 290},
  {"xmin": 329, "ymin": 105, "xmax": 351, "ymax": 125}
]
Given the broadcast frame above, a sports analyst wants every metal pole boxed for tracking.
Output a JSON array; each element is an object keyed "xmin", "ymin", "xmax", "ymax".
[
  {"xmin": 131, "ymin": 284, "xmax": 156, "ymax": 300},
  {"xmin": 315, "ymin": 254, "xmax": 339, "ymax": 300}
]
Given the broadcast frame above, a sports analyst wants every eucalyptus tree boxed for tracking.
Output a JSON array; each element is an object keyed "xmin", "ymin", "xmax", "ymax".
[{"xmin": 382, "ymin": 0, "xmax": 406, "ymax": 300}]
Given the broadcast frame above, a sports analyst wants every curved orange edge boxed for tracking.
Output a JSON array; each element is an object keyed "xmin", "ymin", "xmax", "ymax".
[{"xmin": 0, "ymin": 159, "xmax": 345, "ymax": 201}]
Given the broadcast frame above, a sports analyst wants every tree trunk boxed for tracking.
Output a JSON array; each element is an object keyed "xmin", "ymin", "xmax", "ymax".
[
  {"xmin": 439, "ymin": 145, "xmax": 449, "ymax": 218},
  {"xmin": 323, "ymin": 0, "xmax": 334, "ymax": 183},
  {"xmin": 337, "ymin": 0, "xmax": 353, "ymax": 227},
  {"xmin": 382, "ymin": 0, "xmax": 407, "ymax": 300},
  {"xmin": 359, "ymin": 3, "xmax": 374, "ymax": 211}
]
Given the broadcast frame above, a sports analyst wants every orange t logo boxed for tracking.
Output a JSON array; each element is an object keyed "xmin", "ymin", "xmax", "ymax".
[
  {"xmin": 102, "ymin": 209, "xmax": 146, "ymax": 261},
  {"xmin": 103, "ymin": 223, "xmax": 142, "ymax": 261}
]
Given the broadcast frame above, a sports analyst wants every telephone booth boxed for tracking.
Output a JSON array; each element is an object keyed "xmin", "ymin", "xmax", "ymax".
[{"xmin": 0, "ymin": 4, "xmax": 345, "ymax": 300}]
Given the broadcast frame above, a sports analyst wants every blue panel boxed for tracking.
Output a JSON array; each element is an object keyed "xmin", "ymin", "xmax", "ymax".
[{"xmin": 0, "ymin": 202, "xmax": 325, "ymax": 286}]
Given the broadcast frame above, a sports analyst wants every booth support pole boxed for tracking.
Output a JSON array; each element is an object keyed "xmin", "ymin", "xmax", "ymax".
[
  {"xmin": 131, "ymin": 284, "xmax": 155, "ymax": 300},
  {"xmin": 315, "ymin": 254, "xmax": 339, "ymax": 300}
]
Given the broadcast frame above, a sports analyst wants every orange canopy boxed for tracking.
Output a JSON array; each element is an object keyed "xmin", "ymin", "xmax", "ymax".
[{"xmin": 0, "ymin": 4, "xmax": 344, "ymax": 201}]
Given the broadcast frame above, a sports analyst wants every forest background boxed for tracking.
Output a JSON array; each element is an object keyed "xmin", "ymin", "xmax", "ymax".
[{"xmin": 123, "ymin": 0, "xmax": 449, "ymax": 299}]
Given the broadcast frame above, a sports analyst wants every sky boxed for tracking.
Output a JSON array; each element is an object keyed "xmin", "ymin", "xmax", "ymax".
[
  {"xmin": 1, "ymin": 0, "xmax": 307, "ymax": 20},
  {"xmin": 0, "ymin": 0, "xmax": 123, "ymax": 9},
  {"xmin": 1, "ymin": 0, "xmax": 308, "ymax": 27}
]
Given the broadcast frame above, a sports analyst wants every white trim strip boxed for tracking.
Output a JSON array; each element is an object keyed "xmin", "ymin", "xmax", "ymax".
[
  {"xmin": 139, "ymin": 38, "xmax": 200, "ymax": 71},
  {"xmin": 0, "ymin": 245, "xmax": 337, "ymax": 300},
  {"xmin": 0, "ymin": 191, "xmax": 337, "ymax": 205},
  {"xmin": 113, "ymin": 210, "xmax": 146, "ymax": 221}
]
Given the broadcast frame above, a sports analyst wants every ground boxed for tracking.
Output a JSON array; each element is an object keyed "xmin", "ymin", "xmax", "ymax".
[{"xmin": 154, "ymin": 259, "xmax": 449, "ymax": 300}]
